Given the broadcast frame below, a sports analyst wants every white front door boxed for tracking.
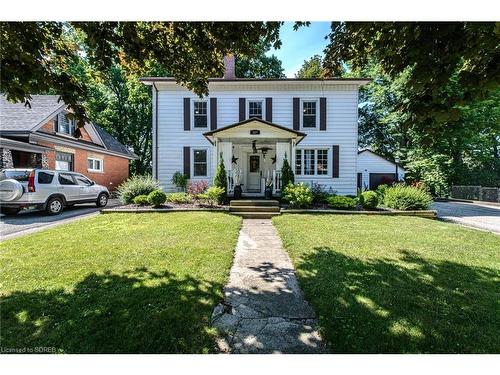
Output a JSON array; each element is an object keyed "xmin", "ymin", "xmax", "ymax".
[{"xmin": 247, "ymin": 154, "xmax": 261, "ymax": 192}]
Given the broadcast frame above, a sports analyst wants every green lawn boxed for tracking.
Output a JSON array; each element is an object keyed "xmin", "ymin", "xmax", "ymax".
[
  {"xmin": 0, "ymin": 212, "xmax": 241, "ymax": 353},
  {"xmin": 273, "ymin": 214, "xmax": 500, "ymax": 353}
]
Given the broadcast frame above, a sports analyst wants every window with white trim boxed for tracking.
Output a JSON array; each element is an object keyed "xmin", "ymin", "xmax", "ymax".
[
  {"xmin": 55, "ymin": 112, "xmax": 75, "ymax": 135},
  {"xmin": 193, "ymin": 149, "xmax": 208, "ymax": 177},
  {"xmin": 248, "ymin": 100, "xmax": 263, "ymax": 119},
  {"xmin": 295, "ymin": 148, "xmax": 329, "ymax": 176},
  {"xmin": 88, "ymin": 157, "xmax": 103, "ymax": 172},
  {"xmin": 302, "ymin": 100, "xmax": 318, "ymax": 128},
  {"xmin": 193, "ymin": 100, "xmax": 208, "ymax": 128}
]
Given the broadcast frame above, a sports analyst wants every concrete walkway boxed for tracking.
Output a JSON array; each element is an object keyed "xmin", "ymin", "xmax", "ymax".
[{"xmin": 212, "ymin": 219, "xmax": 324, "ymax": 353}]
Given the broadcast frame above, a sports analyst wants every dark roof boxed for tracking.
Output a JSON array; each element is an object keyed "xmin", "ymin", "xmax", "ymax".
[
  {"xmin": 93, "ymin": 124, "xmax": 137, "ymax": 158},
  {"xmin": 0, "ymin": 95, "xmax": 65, "ymax": 131},
  {"xmin": 140, "ymin": 77, "xmax": 371, "ymax": 83}
]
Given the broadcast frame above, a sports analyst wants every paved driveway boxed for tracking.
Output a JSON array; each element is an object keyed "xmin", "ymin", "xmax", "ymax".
[
  {"xmin": 1, "ymin": 199, "xmax": 121, "ymax": 239},
  {"xmin": 432, "ymin": 201, "xmax": 500, "ymax": 234}
]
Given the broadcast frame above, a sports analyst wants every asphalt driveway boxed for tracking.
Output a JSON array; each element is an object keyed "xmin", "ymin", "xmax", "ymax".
[
  {"xmin": 1, "ymin": 199, "xmax": 121, "ymax": 240},
  {"xmin": 432, "ymin": 200, "xmax": 500, "ymax": 234}
]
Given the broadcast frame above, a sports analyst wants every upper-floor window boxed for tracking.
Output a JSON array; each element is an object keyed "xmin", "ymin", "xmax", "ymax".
[
  {"xmin": 248, "ymin": 100, "xmax": 263, "ymax": 119},
  {"xmin": 193, "ymin": 100, "xmax": 208, "ymax": 128},
  {"xmin": 55, "ymin": 112, "xmax": 75, "ymax": 135},
  {"xmin": 302, "ymin": 100, "xmax": 318, "ymax": 128},
  {"xmin": 295, "ymin": 148, "xmax": 329, "ymax": 176}
]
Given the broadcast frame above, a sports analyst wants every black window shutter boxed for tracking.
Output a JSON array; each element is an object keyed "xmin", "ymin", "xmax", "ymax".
[
  {"xmin": 54, "ymin": 114, "xmax": 59, "ymax": 132},
  {"xmin": 183, "ymin": 98, "xmax": 190, "ymax": 131},
  {"xmin": 265, "ymin": 97, "xmax": 273, "ymax": 122},
  {"xmin": 320, "ymin": 97, "xmax": 327, "ymax": 131},
  {"xmin": 239, "ymin": 98, "xmax": 246, "ymax": 121},
  {"xmin": 332, "ymin": 145, "xmax": 339, "ymax": 178},
  {"xmin": 210, "ymin": 98, "xmax": 217, "ymax": 130},
  {"xmin": 183, "ymin": 146, "xmax": 191, "ymax": 178},
  {"xmin": 293, "ymin": 98, "xmax": 300, "ymax": 130}
]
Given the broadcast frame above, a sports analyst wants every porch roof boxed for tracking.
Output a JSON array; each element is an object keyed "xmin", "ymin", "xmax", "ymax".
[
  {"xmin": 203, "ymin": 118, "xmax": 306, "ymax": 145},
  {"xmin": 0, "ymin": 137, "xmax": 51, "ymax": 153}
]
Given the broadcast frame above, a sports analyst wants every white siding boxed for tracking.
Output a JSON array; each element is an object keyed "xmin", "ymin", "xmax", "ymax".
[
  {"xmin": 357, "ymin": 150, "xmax": 406, "ymax": 190},
  {"xmin": 155, "ymin": 82, "xmax": 361, "ymax": 194}
]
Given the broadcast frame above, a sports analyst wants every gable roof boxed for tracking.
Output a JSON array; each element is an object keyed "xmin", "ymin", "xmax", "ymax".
[
  {"xmin": 203, "ymin": 118, "xmax": 306, "ymax": 144},
  {"xmin": 358, "ymin": 149, "xmax": 405, "ymax": 170},
  {"xmin": 0, "ymin": 95, "xmax": 65, "ymax": 131},
  {"xmin": 92, "ymin": 124, "xmax": 137, "ymax": 158}
]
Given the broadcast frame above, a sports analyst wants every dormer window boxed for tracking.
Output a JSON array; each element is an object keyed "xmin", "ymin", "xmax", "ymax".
[
  {"xmin": 248, "ymin": 100, "xmax": 263, "ymax": 119},
  {"xmin": 193, "ymin": 100, "xmax": 208, "ymax": 128},
  {"xmin": 55, "ymin": 112, "xmax": 75, "ymax": 136}
]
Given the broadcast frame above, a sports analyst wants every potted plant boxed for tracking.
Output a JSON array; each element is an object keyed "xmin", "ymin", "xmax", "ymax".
[
  {"xmin": 233, "ymin": 166, "xmax": 243, "ymax": 199},
  {"xmin": 264, "ymin": 177, "xmax": 273, "ymax": 199}
]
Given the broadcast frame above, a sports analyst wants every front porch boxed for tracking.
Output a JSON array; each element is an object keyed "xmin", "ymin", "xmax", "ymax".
[{"xmin": 203, "ymin": 118, "xmax": 306, "ymax": 197}]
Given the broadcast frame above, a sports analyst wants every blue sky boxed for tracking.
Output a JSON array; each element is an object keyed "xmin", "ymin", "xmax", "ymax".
[{"xmin": 267, "ymin": 22, "xmax": 331, "ymax": 77}]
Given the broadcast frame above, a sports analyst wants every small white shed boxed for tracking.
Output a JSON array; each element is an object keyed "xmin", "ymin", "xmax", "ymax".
[{"xmin": 357, "ymin": 149, "xmax": 406, "ymax": 190}]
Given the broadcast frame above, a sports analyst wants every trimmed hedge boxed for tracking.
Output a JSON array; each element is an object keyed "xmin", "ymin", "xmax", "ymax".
[
  {"xmin": 147, "ymin": 190, "xmax": 167, "ymax": 207},
  {"xmin": 132, "ymin": 195, "xmax": 149, "ymax": 206},
  {"xmin": 360, "ymin": 191, "xmax": 379, "ymax": 209},
  {"xmin": 327, "ymin": 195, "xmax": 356, "ymax": 210}
]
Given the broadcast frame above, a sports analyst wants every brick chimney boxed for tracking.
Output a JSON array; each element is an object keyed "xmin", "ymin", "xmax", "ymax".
[{"xmin": 223, "ymin": 54, "xmax": 236, "ymax": 79}]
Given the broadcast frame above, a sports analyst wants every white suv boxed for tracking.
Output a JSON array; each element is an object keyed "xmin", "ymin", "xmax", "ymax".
[{"xmin": 0, "ymin": 169, "xmax": 110, "ymax": 216}]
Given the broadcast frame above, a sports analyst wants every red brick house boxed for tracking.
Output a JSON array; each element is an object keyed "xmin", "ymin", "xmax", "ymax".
[{"xmin": 0, "ymin": 95, "xmax": 137, "ymax": 190}]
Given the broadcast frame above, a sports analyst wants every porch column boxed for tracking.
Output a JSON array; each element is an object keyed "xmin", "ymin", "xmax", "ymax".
[
  {"xmin": 275, "ymin": 142, "xmax": 291, "ymax": 170},
  {"xmin": 0, "ymin": 148, "xmax": 14, "ymax": 169}
]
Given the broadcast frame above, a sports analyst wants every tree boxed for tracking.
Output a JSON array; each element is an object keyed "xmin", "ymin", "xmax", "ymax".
[
  {"xmin": 295, "ymin": 55, "xmax": 328, "ymax": 79},
  {"xmin": 213, "ymin": 153, "xmax": 228, "ymax": 203},
  {"xmin": 235, "ymin": 41, "xmax": 285, "ymax": 78},
  {"xmin": 1, "ymin": 22, "xmax": 282, "ymax": 126},
  {"xmin": 323, "ymin": 22, "xmax": 499, "ymax": 135},
  {"xmin": 281, "ymin": 153, "xmax": 294, "ymax": 187}
]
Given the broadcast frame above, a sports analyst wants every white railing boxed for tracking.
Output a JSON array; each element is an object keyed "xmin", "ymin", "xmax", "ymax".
[
  {"xmin": 272, "ymin": 170, "xmax": 282, "ymax": 194},
  {"xmin": 226, "ymin": 170, "xmax": 234, "ymax": 194}
]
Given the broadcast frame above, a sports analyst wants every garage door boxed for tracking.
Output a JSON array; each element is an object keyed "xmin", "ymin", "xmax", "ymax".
[{"xmin": 369, "ymin": 173, "xmax": 396, "ymax": 190}]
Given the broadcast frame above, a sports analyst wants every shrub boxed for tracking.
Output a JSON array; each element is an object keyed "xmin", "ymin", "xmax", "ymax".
[
  {"xmin": 383, "ymin": 185, "xmax": 433, "ymax": 210},
  {"xmin": 117, "ymin": 175, "xmax": 159, "ymax": 204},
  {"xmin": 132, "ymin": 195, "xmax": 149, "ymax": 206},
  {"xmin": 281, "ymin": 153, "xmax": 294, "ymax": 188},
  {"xmin": 147, "ymin": 190, "xmax": 167, "ymax": 207},
  {"xmin": 172, "ymin": 171, "xmax": 188, "ymax": 192},
  {"xmin": 327, "ymin": 195, "xmax": 356, "ymax": 210},
  {"xmin": 282, "ymin": 183, "xmax": 313, "ymax": 208},
  {"xmin": 187, "ymin": 180, "xmax": 209, "ymax": 197},
  {"xmin": 376, "ymin": 184, "xmax": 389, "ymax": 200},
  {"xmin": 310, "ymin": 182, "xmax": 330, "ymax": 204},
  {"xmin": 199, "ymin": 186, "xmax": 225, "ymax": 207},
  {"xmin": 166, "ymin": 192, "xmax": 192, "ymax": 204},
  {"xmin": 359, "ymin": 191, "xmax": 379, "ymax": 209},
  {"xmin": 213, "ymin": 153, "xmax": 227, "ymax": 202}
]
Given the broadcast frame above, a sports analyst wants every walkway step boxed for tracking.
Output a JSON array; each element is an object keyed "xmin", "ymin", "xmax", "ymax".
[
  {"xmin": 229, "ymin": 206, "xmax": 281, "ymax": 213},
  {"xmin": 230, "ymin": 200, "xmax": 279, "ymax": 207},
  {"xmin": 229, "ymin": 212, "xmax": 280, "ymax": 219},
  {"xmin": 211, "ymin": 218, "xmax": 325, "ymax": 353}
]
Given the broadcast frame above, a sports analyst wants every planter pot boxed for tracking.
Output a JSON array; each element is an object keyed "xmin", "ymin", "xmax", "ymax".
[
  {"xmin": 265, "ymin": 186, "xmax": 273, "ymax": 200},
  {"xmin": 234, "ymin": 185, "xmax": 243, "ymax": 199}
]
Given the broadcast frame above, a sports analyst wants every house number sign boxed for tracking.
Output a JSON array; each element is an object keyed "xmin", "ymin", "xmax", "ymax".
[{"xmin": 250, "ymin": 130, "xmax": 260, "ymax": 135}]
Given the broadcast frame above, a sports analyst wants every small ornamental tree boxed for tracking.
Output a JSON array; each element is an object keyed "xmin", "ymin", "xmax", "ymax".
[
  {"xmin": 213, "ymin": 153, "xmax": 228, "ymax": 203},
  {"xmin": 281, "ymin": 153, "xmax": 294, "ymax": 188}
]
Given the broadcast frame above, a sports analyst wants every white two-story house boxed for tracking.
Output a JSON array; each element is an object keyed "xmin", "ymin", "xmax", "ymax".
[{"xmin": 141, "ymin": 56, "xmax": 370, "ymax": 197}]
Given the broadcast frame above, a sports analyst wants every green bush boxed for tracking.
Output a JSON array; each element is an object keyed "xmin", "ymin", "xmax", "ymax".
[
  {"xmin": 359, "ymin": 191, "xmax": 379, "ymax": 209},
  {"xmin": 310, "ymin": 182, "xmax": 331, "ymax": 203},
  {"xmin": 281, "ymin": 153, "xmax": 295, "ymax": 188},
  {"xmin": 199, "ymin": 186, "xmax": 225, "ymax": 207},
  {"xmin": 117, "ymin": 175, "xmax": 159, "ymax": 204},
  {"xmin": 383, "ymin": 185, "xmax": 433, "ymax": 210},
  {"xmin": 132, "ymin": 195, "xmax": 149, "ymax": 206},
  {"xmin": 282, "ymin": 183, "xmax": 313, "ymax": 208},
  {"xmin": 172, "ymin": 171, "xmax": 188, "ymax": 192},
  {"xmin": 166, "ymin": 192, "xmax": 192, "ymax": 204},
  {"xmin": 376, "ymin": 184, "xmax": 389, "ymax": 200},
  {"xmin": 327, "ymin": 195, "xmax": 356, "ymax": 210},
  {"xmin": 147, "ymin": 190, "xmax": 167, "ymax": 207},
  {"xmin": 213, "ymin": 154, "xmax": 227, "ymax": 202}
]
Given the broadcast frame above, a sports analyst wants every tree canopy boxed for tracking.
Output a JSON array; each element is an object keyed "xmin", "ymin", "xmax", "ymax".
[
  {"xmin": 295, "ymin": 55, "xmax": 328, "ymax": 79},
  {"xmin": 235, "ymin": 41, "xmax": 285, "ymax": 78}
]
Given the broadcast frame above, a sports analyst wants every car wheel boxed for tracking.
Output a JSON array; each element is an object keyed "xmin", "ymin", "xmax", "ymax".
[
  {"xmin": 46, "ymin": 197, "xmax": 64, "ymax": 215},
  {"xmin": 0, "ymin": 207, "xmax": 20, "ymax": 216},
  {"xmin": 96, "ymin": 193, "xmax": 108, "ymax": 207}
]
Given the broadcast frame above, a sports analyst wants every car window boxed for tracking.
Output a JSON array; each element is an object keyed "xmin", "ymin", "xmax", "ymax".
[
  {"xmin": 58, "ymin": 173, "xmax": 76, "ymax": 185},
  {"xmin": 75, "ymin": 175, "xmax": 92, "ymax": 186},
  {"xmin": 0, "ymin": 170, "xmax": 31, "ymax": 182},
  {"xmin": 38, "ymin": 171, "xmax": 54, "ymax": 184}
]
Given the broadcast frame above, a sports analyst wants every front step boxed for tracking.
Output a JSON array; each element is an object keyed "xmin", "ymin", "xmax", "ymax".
[
  {"xmin": 230, "ymin": 211, "xmax": 281, "ymax": 219},
  {"xmin": 230, "ymin": 199, "xmax": 279, "ymax": 207},
  {"xmin": 230, "ymin": 205, "xmax": 281, "ymax": 213}
]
